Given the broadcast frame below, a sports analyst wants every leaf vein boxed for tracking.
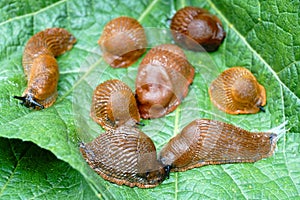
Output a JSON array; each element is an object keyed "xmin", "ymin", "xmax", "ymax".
[{"xmin": 0, "ymin": 0, "xmax": 67, "ymax": 27}]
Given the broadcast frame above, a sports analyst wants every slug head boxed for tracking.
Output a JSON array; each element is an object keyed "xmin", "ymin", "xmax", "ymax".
[
  {"xmin": 135, "ymin": 132, "xmax": 171, "ymax": 186},
  {"xmin": 16, "ymin": 54, "xmax": 59, "ymax": 109},
  {"xmin": 136, "ymin": 162, "xmax": 170, "ymax": 186},
  {"xmin": 14, "ymin": 94, "xmax": 44, "ymax": 109}
]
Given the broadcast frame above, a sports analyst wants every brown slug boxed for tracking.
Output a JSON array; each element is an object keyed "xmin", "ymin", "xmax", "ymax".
[
  {"xmin": 90, "ymin": 79, "xmax": 140, "ymax": 130},
  {"xmin": 159, "ymin": 119, "xmax": 277, "ymax": 172},
  {"xmin": 135, "ymin": 44, "xmax": 195, "ymax": 119},
  {"xmin": 170, "ymin": 6, "xmax": 226, "ymax": 52},
  {"xmin": 209, "ymin": 67, "xmax": 266, "ymax": 114},
  {"xmin": 80, "ymin": 126, "xmax": 170, "ymax": 188},
  {"xmin": 14, "ymin": 27, "xmax": 76, "ymax": 109},
  {"xmin": 98, "ymin": 16, "xmax": 147, "ymax": 68}
]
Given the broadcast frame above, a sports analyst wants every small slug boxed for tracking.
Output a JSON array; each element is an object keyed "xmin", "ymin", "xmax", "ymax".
[
  {"xmin": 170, "ymin": 6, "xmax": 226, "ymax": 52},
  {"xmin": 209, "ymin": 67, "xmax": 266, "ymax": 114},
  {"xmin": 90, "ymin": 79, "xmax": 140, "ymax": 130},
  {"xmin": 135, "ymin": 44, "xmax": 195, "ymax": 119},
  {"xmin": 14, "ymin": 28, "xmax": 76, "ymax": 109},
  {"xmin": 98, "ymin": 16, "xmax": 147, "ymax": 68},
  {"xmin": 80, "ymin": 126, "xmax": 170, "ymax": 188},
  {"xmin": 159, "ymin": 119, "xmax": 277, "ymax": 172}
]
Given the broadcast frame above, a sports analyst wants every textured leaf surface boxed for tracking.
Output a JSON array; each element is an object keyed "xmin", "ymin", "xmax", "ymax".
[
  {"xmin": 0, "ymin": 0, "xmax": 299, "ymax": 199},
  {"xmin": 0, "ymin": 137, "xmax": 96, "ymax": 200}
]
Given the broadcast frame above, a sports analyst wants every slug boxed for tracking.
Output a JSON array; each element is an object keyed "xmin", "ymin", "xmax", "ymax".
[
  {"xmin": 14, "ymin": 27, "xmax": 76, "ymax": 109},
  {"xmin": 170, "ymin": 6, "xmax": 226, "ymax": 52},
  {"xmin": 80, "ymin": 126, "xmax": 170, "ymax": 188},
  {"xmin": 98, "ymin": 16, "xmax": 147, "ymax": 68},
  {"xmin": 90, "ymin": 79, "xmax": 140, "ymax": 130},
  {"xmin": 159, "ymin": 119, "xmax": 277, "ymax": 172},
  {"xmin": 135, "ymin": 44, "xmax": 195, "ymax": 119},
  {"xmin": 209, "ymin": 67, "xmax": 266, "ymax": 114}
]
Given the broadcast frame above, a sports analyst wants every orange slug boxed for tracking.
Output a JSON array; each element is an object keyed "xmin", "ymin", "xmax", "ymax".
[
  {"xmin": 209, "ymin": 67, "xmax": 266, "ymax": 114},
  {"xmin": 90, "ymin": 79, "xmax": 140, "ymax": 130},
  {"xmin": 170, "ymin": 6, "xmax": 226, "ymax": 52},
  {"xmin": 98, "ymin": 16, "xmax": 147, "ymax": 68},
  {"xmin": 135, "ymin": 44, "xmax": 195, "ymax": 119},
  {"xmin": 14, "ymin": 27, "xmax": 76, "ymax": 109},
  {"xmin": 159, "ymin": 119, "xmax": 277, "ymax": 172},
  {"xmin": 80, "ymin": 126, "xmax": 170, "ymax": 188}
]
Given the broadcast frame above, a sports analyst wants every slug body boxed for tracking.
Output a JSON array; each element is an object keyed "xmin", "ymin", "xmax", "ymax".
[
  {"xmin": 80, "ymin": 126, "xmax": 170, "ymax": 188},
  {"xmin": 135, "ymin": 44, "xmax": 195, "ymax": 119},
  {"xmin": 91, "ymin": 79, "xmax": 140, "ymax": 130},
  {"xmin": 170, "ymin": 6, "xmax": 226, "ymax": 52},
  {"xmin": 209, "ymin": 67, "xmax": 266, "ymax": 114},
  {"xmin": 14, "ymin": 28, "xmax": 76, "ymax": 109},
  {"xmin": 98, "ymin": 16, "xmax": 147, "ymax": 68},
  {"xmin": 159, "ymin": 119, "xmax": 277, "ymax": 172}
]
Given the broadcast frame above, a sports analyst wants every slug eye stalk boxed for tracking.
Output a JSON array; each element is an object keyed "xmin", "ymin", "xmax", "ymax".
[{"xmin": 14, "ymin": 95, "xmax": 44, "ymax": 109}]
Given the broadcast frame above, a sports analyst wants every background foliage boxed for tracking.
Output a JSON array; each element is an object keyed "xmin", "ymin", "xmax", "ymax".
[{"xmin": 0, "ymin": 0, "xmax": 299, "ymax": 199}]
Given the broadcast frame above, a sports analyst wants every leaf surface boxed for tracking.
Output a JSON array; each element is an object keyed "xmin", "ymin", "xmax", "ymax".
[{"xmin": 0, "ymin": 0, "xmax": 299, "ymax": 199}]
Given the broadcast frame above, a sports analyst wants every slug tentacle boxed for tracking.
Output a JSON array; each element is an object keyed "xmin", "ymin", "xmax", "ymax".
[
  {"xmin": 13, "ymin": 94, "xmax": 44, "ymax": 109},
  {"xmin": 136, "ymin": 121, "xmax": 145, "ymax": 126},
  {"xmin": 258, "ymin": 105, "xmax": 266, "ymax": 112},
  {"xmin": 163, "ymin": 165, "xmax": 171, "ymax": 179},
  {"xmin": 14, "ymin": 28, "xmax": 76, "ymax": 109}
]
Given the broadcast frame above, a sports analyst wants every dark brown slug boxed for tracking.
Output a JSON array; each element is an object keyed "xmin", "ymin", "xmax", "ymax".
[
  {"xmin": 135, "ymin": 44, "xmax": 195, "ymax": 119},
  {"xmin": 159, "ymin": 119, "xmax": 277, "ymax": 172},
  {"xmin": 170, "ymin": 6, "xmax": 226, "ymax": 52},
  {"xmin": 209, "ymin": 67, "xmax": 266, "ymax": 114},
  {"xmin": 80, "ymin": 126, "xmax": 170, "ymax": 188},
  {"xmin": 98, "ymin": 16, "xmax": 147, "ymax": 68},
  {"xmin": 90, "ymin": 79, "xmax": 140, "ymax": 130},
  {"xmin": 14, "ymin": 28, "xmax": 76, "ymax": 109}
]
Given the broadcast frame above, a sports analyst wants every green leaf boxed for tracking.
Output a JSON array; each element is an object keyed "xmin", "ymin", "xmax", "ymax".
[
  {"xmin": 0, "ymin": 137, "xmax": 97, "ymax": 199},
  {"xmin": 0, "ymin": 0, "xmax": 299, "ymax": 199}
]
